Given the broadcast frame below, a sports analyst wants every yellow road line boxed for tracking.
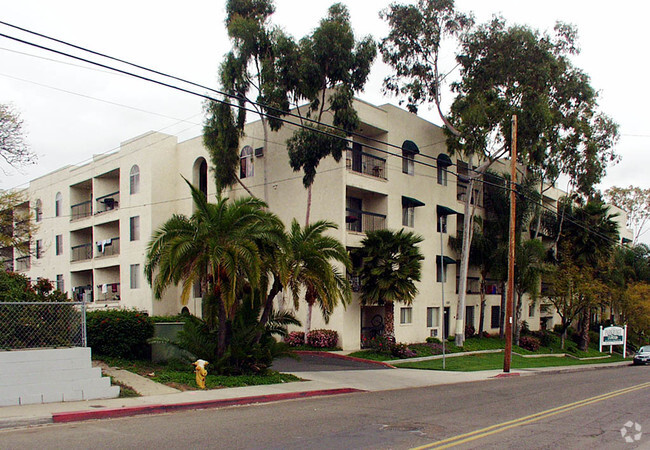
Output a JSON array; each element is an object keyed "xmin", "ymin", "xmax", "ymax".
[{"xmin": 413, "ymin": 381, "xmax": 650, "ymax": 450}]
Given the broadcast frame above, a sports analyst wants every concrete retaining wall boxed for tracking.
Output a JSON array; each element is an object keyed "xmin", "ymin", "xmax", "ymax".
[{"xmin": 0, "ymin": 347, "xmax": 119, "ymax": 406}]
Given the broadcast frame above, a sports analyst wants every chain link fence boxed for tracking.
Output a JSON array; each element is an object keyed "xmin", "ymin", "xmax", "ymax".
[{"xmin": 0, "ymin": 301, "xmax": 87, "ymax": 350}]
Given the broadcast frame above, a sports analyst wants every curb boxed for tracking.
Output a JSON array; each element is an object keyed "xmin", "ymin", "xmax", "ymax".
[
  {"xmin": 0, "ymin": 415, "xmax": 53, "ymax": 430},
  {"xmin": 295, "ymin": 351, "xmax": 396, "ymax": 368},
  {"xmin": 51, "ymin": 388, "xmax": 364, "ymax": 424}
]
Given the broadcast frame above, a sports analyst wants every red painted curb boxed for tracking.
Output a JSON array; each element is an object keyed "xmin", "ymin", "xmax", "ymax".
[
  {"xmin": 492, "ymin": 372, "xmax": 521, "ymax": 378},
  {"xmin": 295, "ymin": 351, "xmax": 396, "ymax": 369},
  {"xmin": 51, "ymin": 388, "xmax": 363, "ymax": 423}
]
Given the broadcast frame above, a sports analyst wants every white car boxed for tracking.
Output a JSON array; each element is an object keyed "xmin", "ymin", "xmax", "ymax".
[{"xmin": 633, "ymin": 346, "xmax": 650, "ymax": 365}]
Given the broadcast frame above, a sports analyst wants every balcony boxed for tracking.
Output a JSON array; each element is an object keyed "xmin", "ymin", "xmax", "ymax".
[
  {"xmin": 346, "ymin": 208, "xmax": 386, "ymax": 233},
  {"xmin": 96, "ymin": 282, "xmax": 121, "ymax": 302},
  {"xmin": 71, "ymin": 243, "xmax": 93, "ymax": 262},
  {"xmin": 2, "ymin": 258, "xmax": 13, "ymax": 272},
  {"xmin": 95, "ymin": 192, "xmax": 120, "ymax": 214},
  {"xmin": 71, "ymin": 200, "xmax": 92, "ymax": 221},
  {"xmin": 15, "ymin": 255, "xmax": 30, "ymax": 272},
  {"xmin": 346, "ymin": 149, "xmax": 386, "ymax": 180},
  {"xmin": 96, "ymin": 237, "xmax": 120, "ymax": 258}
]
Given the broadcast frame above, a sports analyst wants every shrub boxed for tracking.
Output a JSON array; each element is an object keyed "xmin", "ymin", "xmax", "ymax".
[
  {"xmin": 426, "ymin": 336, "xmax": 441, "ymax": 344},
  {"xmin": 285, "ymin": 331, "xmax": 305, "ymax": 347},
  {"xmin": 465, "ymin": 325, "xmax": 476, "ymax": 338},
  {"xmin": 391, "ymin": 343, "xmax": 417, "ymax": 359},
  {"xmin": 365, "ymin": 335, "xmax": 394, "ymax": 354},
  {"xmin": 536, "ymin": 331, "xmax": 553, "ymax": 347},
  {"xmin": 87, "ymin": 310, "xmax": 153, "ymax": 359},
  {"xmin": 520, "ymin": 320, "xmax": 530, "ymax": 335},
  {"xmin": 306, "ymin": 329, "xmax": 338, "ymax": 348},
  {"xmin": 519, "ymin": 335, "xmax": 541, "ymax": 352}
]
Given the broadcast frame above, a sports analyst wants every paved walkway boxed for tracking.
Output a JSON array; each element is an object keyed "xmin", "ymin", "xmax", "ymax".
[{"xmin": 0, "ymin": 355, "xmax": 631, "ymax": 430}]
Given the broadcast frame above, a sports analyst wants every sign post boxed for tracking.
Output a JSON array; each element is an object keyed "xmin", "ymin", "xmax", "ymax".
[{"xmin": 599, "ymin": 325, "xmax": 627, "ymax": 357}]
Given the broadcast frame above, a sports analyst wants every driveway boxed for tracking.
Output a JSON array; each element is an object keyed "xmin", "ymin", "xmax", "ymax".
[{"xmin": 271, "ymin": 353, "xmax": 391, "ymax": 372}]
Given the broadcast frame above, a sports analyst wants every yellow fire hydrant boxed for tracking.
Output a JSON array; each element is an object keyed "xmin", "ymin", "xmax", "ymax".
[{"xmin": 192, "ymin": 359, "xmax": 209, "ymax": 389}]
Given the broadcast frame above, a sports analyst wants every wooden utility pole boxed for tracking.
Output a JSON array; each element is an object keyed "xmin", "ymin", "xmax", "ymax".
[{"xmin": 504, "ymin": 115, "xmax": 517, "ymax": 373}]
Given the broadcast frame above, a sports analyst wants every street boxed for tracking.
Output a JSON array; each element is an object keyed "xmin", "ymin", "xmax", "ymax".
[{"xmin": 2, "ymin": 365, "xmax": 649, "ymax": 449}]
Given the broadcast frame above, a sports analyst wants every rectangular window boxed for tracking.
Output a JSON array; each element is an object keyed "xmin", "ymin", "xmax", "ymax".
[
  {"xmin": 55, "ymin": 235, "xmax": 63, "ymax": 256},
  {"xmin": 402, "ymin": 205, "xmax": 414, "ymax": 228},
  {"xmin": 427, "ymin": 307, "xmax": 440, "ymax": 328},
  {"xmin": 437, "ymin": 165, "xmax": 447, "ymax": 185},
  {"xmin": 529, "ymin": 302, "xmax": 535, "ymax": 317},
  {"xmin": 36, "ymin": 239, "xmax": 43, "ymax": 259},
  {"xmin": 437, "ymin": 214, "xmax": 447, "ymax": 233},
  {"xmin": 56, "ymin": 274, "xmax": 64, "ymax": 292},
  {"xmin": 130, "ymin": 264, "xmax": 140, "ymax": 289},
  {"xmin": 402, "ymin": 152, "xmax": 414, "ymax": 175},
  {"xmin": 491, "ymin": 305, "xmax": 501, "ymax": 329},
  {"xmin": 466, "ymin": 306, "xmax": 475, "ymax": 328},
  {"xmin": 436, "ymin": 260, "xmax": 446, "ymax": 283},
  {"xmin": 130, "ymin": 216, "xmax": 140, "ymax": 241},
  {"xmin": 400, "ymin": 307, "xmax": 412, "ymax": 324}
]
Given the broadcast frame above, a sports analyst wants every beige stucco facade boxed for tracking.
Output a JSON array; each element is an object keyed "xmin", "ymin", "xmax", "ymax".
[{"xmin": 5, "ymin": 99, "xmax": 632, "ymax": 350}]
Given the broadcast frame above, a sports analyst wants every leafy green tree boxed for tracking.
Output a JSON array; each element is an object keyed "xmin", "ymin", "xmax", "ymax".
[
  {"xmin": 285, "ymin": 3, "xmax": 376, "ymax": 224},
  {"xmin": 285, "ymin": 219, "xmax": 351, "ymax": 336},
  {"xmin": 145, "ymin": 179, "xmax": 284, "ymax": 357},
  {"xmin": 356, "ymin": 229, "xmax": 424, "ymax": 336},
  {"xmin": 513, "ymin": 239, "xmax": 546, "ymax": 345},
  {"xmin": 604, "ymin": 186, "xmax": 650, "ymax": 245}
]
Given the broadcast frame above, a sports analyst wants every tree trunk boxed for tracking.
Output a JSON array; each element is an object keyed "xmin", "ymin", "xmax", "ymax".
[
  {"xmin": 217, "ymin": 299, "xmax": 228, "ymax": 358},
  {"xmin": 478, "ymin": 287, "xmax": 486, "ymax": 337},
  {"xmin": 305, "ymin": 184, "xmax": 312, "ymax": 226},
  {"xmin": 261, "ymin": 117, "xmax": 270, "ymax": 205},
  {"xmin": 578, "ymin": 309, "xmax": 591, "ymax": 352},
  {"xmin": 456, "ymin": 154, "xmax": 475, "ymax": 347},
  {"xmin": 499, "ymin": 283, "xmax": 506, "ymax": 339},
  {"xmin": 305, "ymin": 300, "xmax": 314, "ymax": 338},
  {"xmin": 255, "ymin": 277, "xmax": 283, "ymax": 344},
  {"xmin": 384, "ymin": 301, "xmax": 395, "ymax": 336},
  {"xmin": 514, "ymin": 291, "xmax": 523, "ymax": 346}
]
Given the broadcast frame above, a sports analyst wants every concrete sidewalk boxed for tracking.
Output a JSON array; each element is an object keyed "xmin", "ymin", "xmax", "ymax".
[{"xmin": 0, "ymin": 357, "xmax": 631, "ymax": 430}]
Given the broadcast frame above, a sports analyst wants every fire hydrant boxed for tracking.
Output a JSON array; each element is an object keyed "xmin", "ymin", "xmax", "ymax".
[{"xmin": 192, "ymin": 359, "xmax": 209, "ymax": 389}]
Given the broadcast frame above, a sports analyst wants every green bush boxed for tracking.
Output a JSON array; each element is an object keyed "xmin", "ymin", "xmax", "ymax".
[
  {"xmin": 87, "ymin": 310, "xmax": 153, "ymax": 359},
  {"xmin": 426, "ymin": 336, "xmax": 441, "ymax": 344}
]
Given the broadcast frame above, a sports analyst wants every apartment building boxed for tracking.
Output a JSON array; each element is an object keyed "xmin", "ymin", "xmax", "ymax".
[{"xmin": 3, "ymin": 98, "xmax": 633, "ymax": 350}]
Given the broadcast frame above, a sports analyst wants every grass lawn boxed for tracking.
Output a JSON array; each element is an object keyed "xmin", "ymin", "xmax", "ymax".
[
  {"xmin": 97, "ymin": 357, "xmax": 300, "ymax": 391},
  {"xmin": 394, "ymin": 352, "xmax": 628, "ymax": 371}
]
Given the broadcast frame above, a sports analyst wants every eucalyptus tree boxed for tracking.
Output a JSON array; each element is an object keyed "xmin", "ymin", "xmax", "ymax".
[
  {"xmin": 604, "ymin": 186, "xmax": 650, "ymax": 245},
  {"xmin": 285, "ymin": 3, "xmax": 376, "ymax": 224},
  {"xmin": 356, "ymin": 229, "xmax": 424, "ymax": 336},
  {"xmin": 382, "ymin": 1, "xmax": 618, "ymax": 345}
]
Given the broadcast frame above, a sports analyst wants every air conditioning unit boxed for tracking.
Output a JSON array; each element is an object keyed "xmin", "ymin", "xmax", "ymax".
[
  {"xmin": 430, "ymin": 329, "xmax": 438, "ymax": 337},
  {"xmin": 254, "ymin": 147, "xmax": 264, "ymax": 158}
]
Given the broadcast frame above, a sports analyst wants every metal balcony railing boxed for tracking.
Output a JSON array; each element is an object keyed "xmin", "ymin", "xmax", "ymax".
[
  {"xmin": 96, "ymin": 237, "xmax": 120, "ymax": 257},
  {"xmin": 346, "ymin": 149, "xmax": 387, "ymax": 180},
  {"xmin": 95, "ymin": 191, "xmax": 120, "ymax": 214},
  {"xmin": 15, "ymin": 255, "xmax": 30, "ymax": 272},
  {"xmin": 71, "ymin": 200, "xmax": 92, "ymax": 220},
  {"xmin": 345, "ymin": 208, "xmax": 386, "ymax": 233},
  {"xmin": 71, "ymin": 243, "xmax": 93, "ymax": 262}
]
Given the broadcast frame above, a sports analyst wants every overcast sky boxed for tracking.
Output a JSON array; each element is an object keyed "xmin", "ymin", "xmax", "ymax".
[{"xmin": 1, "ymin": 0, "xmax": 648, "ymax": 197}]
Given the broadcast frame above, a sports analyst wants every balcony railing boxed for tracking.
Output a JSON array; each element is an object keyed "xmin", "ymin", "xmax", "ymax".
[
  {"xmin": 15, "ymin": 255, "xmax": 30, "ymax": 272},
  {"xmin": 71, "ymin": 200, "xmax": 92, "ymax": 220},
  {"xmin": 346, "ymin": 208, "xmax": 386, "ymax": 233},
  {"xmin": 96, "ymin": 237, "xmax": 120, "ymax": 258},
  {"xmin": 346, "ymin": 149, "xmax": 387, "ymax": 180},
  {"xmin": 95, "ymin": 282, "xmax": 121, "ymax": 302},
  {"xmin": 2, "ymin": 258, "xmax": 14, "ymax": 272},
  {"xmin": 71, "ymin": 243, "xmax": 93, "ymax": 262},
  {"xmin": 455, "ymin": 277, "xmax": 503, "ymax": 295},
  {"xmin": 95, "ymin": 191, "xmax": 120, "ymax": 214}
]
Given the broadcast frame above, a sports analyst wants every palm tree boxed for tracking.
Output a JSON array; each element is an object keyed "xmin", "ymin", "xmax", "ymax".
[
  {"xmin": 144, "ymin": 179, "xmax": 284, "ymax": 357},
  {"xmin": 356, "ymin": 229, "xmax": 424, "ymax": 336},
  {"xmin": 285, "ymin": 219, "xmax": 352, "ymax": 336}
]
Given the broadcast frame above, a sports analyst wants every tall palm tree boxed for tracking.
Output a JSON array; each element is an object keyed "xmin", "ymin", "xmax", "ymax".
[
  {"xmin": 356, "ymin": 229, "xmax": 424, "ymax": 336},
  {"xmin": 285, "ymin": 219, "xmax": 352, "ymax": 336},
  {"xmin": 144, "ymin": 179, "xmax": 284, "ymax": 357}
]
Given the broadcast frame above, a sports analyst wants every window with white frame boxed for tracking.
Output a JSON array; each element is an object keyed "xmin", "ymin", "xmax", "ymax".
[
  {"xmin": 427, "ymin": 307, "xmax": 440, "ymax": 328},
  {"xmin": 240, "ymin": 146, "xmax": 254, "ymax": 178},
  {"xmin": 130, "ymin": 264, "xmax": 140, "ymax": 289},
  {"xmin": 55, "ymin": 192, "xmax": 62, "ymax": 217},
  {"xmin": 400, "ymin": 307, "xmax": 413, "ymax": 324},
  {"xmin": 130, "ymin": 165, "xmax": 140, "ymax": 195},
  {"xmin": 436, "ymin": 260, "xmax": 446, "ymax": 282},
  {"xmin": 56, "ymin": 274, "xmax": 64, "ymax": 292},
  {"xmin": 130, "ymin": 216, "xmax": 140, "ymax": 241},
  {"xmin": 402, "ymin": 205, "xmax": 414, "ymax": 227},
  {"xmin": 55, "ymin": 234, "xmax": 63, "ymax": 255}
]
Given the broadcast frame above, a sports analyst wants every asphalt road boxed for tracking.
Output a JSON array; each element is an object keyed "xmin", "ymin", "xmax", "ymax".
[{"xmin": 2, "ymin": 365, "xmax": 649, "ymax": 449}]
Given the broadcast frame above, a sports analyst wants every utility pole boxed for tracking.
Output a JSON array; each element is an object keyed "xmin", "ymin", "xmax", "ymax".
[{"xmin": 504, "ymin": 115, "xmax": 517, "ymax": 373}]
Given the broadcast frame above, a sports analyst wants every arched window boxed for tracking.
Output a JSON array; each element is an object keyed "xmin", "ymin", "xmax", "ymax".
[
  {"xmin": 55, "ymin": 192, "xmax": 62, "ymax": 217},
  {"xmin": 192, "ymin": 157, "xmax": 208, "ymax": 198},
  {"xmin": 130, "ymin": 165, "xmax": 140, "ymax": 195},
  {"xmin": 34, "ymin": 199, "xmax": 42, "ymax": 222},
  {"xmin": 240, "ymin": 146, "xmax": 254, "ymax": 179}
]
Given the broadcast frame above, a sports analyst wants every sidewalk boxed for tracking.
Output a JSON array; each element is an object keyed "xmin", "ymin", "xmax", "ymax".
[{"xmin": 0, "ymin": 357, "xmax": 630, "ymax": 430}]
